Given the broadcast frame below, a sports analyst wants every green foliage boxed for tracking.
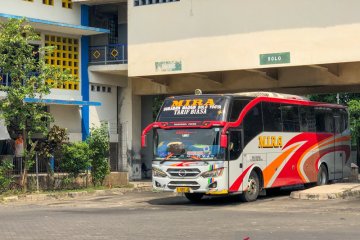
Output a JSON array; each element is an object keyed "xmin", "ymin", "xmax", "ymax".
[
  {"xmin": 0, "ymin": 19, "xmax": 74, "ymax": 187},
  {"xmin": 0, "ymin": 19, "xmax": 73, "ymax": 136},
  {"xmin": 308, "ymin": 93, "xmax": 360, "ymax": 105},
  {"xmin": 60, "ymin": 142, "xmax": 90, "ymax": 179},
  {"xmin": 348, "ymin": 100, "xmax": 360, "ymax": 142},
  {"xmin": 87, "ymin": 124, "xmax": 110, "ymax": 186},
  {"xmin": 37, "ymin": 125, "xmax": 69, "ymax": 158},
  {"xmin": 0, "ymin": 160, "xmax": 13, "ymax": 192}
]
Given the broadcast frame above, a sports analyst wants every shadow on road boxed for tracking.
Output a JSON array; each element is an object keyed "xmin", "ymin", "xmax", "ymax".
[{"xmin": 147, "ymin": 188, "xmax": 295, "ymax": 207}]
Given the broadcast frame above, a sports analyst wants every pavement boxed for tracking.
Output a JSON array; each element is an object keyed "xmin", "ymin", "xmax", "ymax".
[
  {"xmin": 290, "ymin": 183, "xmax": 360, "ymax": 200},
  {"xmin": 0, "ymin": 181, "xmax": 153, "ymax": 203},
  {"xmin": 1, "ymin": 190, "xmax": 360, "ymax": 240},
  {"xmin": 3, "ymin": 178, "xmax": 360, "ymax": 203},
  {"xmin": 290, "ymin": 174, "xmax": 360, "ymax": 200}
]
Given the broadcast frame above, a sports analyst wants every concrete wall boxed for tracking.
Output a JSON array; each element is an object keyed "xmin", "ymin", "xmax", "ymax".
[
  {"xmin": 89, "ymin": 83, "xmax": 118, "ymax": 142},
  {"xmin": 50, "ymin": 105, "xmax": 82, "ymax": 142},
  {"xmin": 1, "ymin": 0, "xmax": 81, "ymax": 25},
  {"xmin": 128, "ymin": 0, "xmax": 360, "ymax": 76}
]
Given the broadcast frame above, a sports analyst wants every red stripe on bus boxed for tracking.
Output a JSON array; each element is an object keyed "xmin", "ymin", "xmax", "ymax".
[
  {"xmin": 221, "ymin": 96, "xmax": 346, "ymax": 135},
  {"xmin": 229, "ymin": 164, "xmax": 254, "ymax": 192}
]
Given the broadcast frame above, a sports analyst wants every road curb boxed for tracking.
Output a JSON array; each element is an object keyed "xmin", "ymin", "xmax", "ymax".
[
  {"xmin": 1, "ymin": 185, "xmax": 152, "ymax": 203},
  {"xmin": 290, "ymin": 184, "xmax": 360, "ymax": 200}
]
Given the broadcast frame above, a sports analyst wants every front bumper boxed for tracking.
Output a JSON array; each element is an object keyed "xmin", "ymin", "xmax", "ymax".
[{"xmin": 152, "ymin": 166, "xmax": 229, "ymax": 194}]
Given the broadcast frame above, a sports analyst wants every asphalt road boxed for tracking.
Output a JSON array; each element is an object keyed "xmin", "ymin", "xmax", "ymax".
[{"xmin": 0, "ymin": 191, "xmax": 360, "ymax": 240}]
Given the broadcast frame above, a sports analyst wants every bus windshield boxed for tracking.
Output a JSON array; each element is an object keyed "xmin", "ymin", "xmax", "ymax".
[{"xmin": 154, "ymin": 128, "xmax": 224, "ymax": 161}]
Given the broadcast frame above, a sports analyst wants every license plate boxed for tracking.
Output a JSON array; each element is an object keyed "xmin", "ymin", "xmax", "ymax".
[{"xmin": 176, "ymin": 187, "xmax": 190, "ymax": 193}]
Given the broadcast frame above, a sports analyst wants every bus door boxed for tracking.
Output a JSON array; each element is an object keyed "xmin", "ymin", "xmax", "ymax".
[
  {"xmin": 228, "ymin": 129, "xmax": 244, "ymax": 191},
  {"xmin": 333, "ymin": 114, "xmax": 343, "ymax": 179}
]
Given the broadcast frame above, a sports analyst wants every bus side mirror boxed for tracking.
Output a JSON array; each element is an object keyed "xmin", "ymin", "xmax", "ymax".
[
  {"xmin": 220, "ymin": 134, "xmax": 228, "ymax": 148},
  {"xmin": 141, "ymin": 135, "xmax": 147, "ymax": 148}
]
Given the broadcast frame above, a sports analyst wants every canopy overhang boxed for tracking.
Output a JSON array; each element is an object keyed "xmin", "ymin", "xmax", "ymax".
[
  {"xmin": 0, "ymin": 13, "xmax": 110, "ymax": 36},
  {"xmin": 24, "ymin": 98, "xmax": 101, "ymax": 106}
]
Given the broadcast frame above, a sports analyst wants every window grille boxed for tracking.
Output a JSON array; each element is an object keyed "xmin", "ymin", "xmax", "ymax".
[
  {"xmin": 62, "ymin": 0, "xmax": 73, "ymax": 9},
  {"xmin": 45, "ymin": 35, "xmax": 79, "ymax": 90},
  {"xmin": 43, "ymin": 0, "xmax": 54, "ymax": 6},
  {"xmin": 134, "ymin": 0, "xmax": 180, "ymax": 7}
]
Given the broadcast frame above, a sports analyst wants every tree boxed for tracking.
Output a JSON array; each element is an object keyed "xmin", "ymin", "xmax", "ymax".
[
  {"xmin": 309, "ymin": 93, "xmax": 360, "ymax": 105},
  {"xmin": 0, "ymin": 19, "xmax": 73, "ymax": 189},
  {"xmin": 87, "ymin": 124, "xmax": 110, "ymax": 186},
  {"xmin": 37, "ymin": 125, "xmax": 69, "ymax": 161},
  {"xmin": 348, "ymin": 100, "xmax": 360, "ymax": 166},
  {"xmin": 60, "ymin": 142, "xmax": 90, "ymax": 180}
]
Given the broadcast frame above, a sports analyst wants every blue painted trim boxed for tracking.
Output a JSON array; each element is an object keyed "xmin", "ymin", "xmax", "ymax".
[
  {"xmin": 81, "ymin": 5, "xmax": 90, "ymax": 26},
  {"xmin": 0, "ymin": 12, "xmax": 110, "ymax": 34},
  {"xmin": 81, "ymin": 5, "xmax": 91, "ymax": 141},
  {"xmin": 23, "ymin": 98, "xmax": 101, "ymax": 106}
]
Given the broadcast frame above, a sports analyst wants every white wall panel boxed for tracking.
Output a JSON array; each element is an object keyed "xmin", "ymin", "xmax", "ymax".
[
  {"xmin": 128, "ymin": 0, "xmax": 360, "ymax": 76},
  {"xmin": 0, "ymin": 0, "xmax": 81, "ymax": 25}
]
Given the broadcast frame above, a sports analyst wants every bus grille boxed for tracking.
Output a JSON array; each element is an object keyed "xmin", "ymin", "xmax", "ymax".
[
  {"xmin": 166, "ymin": 168, "xmax": 201, "ymax": 178},
  {"xmin": 167, "ymin": 181, "xmax": 201, "ymax": 190}
]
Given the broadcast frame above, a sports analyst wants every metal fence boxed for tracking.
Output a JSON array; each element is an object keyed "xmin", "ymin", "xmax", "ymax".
[{"xmin": 89, "ymin": 44, "xmax": 128, "ymax": 65}]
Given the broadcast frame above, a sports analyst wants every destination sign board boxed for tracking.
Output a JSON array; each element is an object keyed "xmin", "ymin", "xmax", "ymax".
[{"xmin": 157, "ymin": 97, "xmax": 227, "ymax": 122}]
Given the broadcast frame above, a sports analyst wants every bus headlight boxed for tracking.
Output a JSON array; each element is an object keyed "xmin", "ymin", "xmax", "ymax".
[
  {"xmin": 201, "ymin": 168, "xmax": 224, "ymax": 178},
  {"xmin": 152, "ymin": 167, "xmax": 167, "ymax": 178}
]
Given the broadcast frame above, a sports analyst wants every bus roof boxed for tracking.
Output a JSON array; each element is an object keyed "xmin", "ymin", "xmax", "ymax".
[{"xmin": 168, "ymin": 91, "xmax": 346, "ymax": 109}]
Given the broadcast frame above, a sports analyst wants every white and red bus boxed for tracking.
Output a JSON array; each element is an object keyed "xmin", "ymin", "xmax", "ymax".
[{"xmin": 141, "ymin": 92, "xmax": 351, "ymax": 202}]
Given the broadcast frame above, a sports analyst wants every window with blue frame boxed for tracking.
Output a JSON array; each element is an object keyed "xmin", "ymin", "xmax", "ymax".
[{"xmin": 134, "ymin": 0, "xmax": 180, "ymax": 7}]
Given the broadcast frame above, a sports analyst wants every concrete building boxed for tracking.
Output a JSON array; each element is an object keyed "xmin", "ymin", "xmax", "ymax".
[
  {"xmin": 0, "ymin": 0, "xmax": 110, "ymax": 168},
  {"xmin": 74, "ymin": 0, "xmax": 360, "ymax": 180},
  {"xmin": 3, "ymin": 1, "xmax": 360, "ymax": 180}
]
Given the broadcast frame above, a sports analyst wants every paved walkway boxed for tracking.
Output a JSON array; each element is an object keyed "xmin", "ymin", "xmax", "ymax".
[{"xmin": 291, "ymin": 183, "xmax": 360, "ymax": 200}]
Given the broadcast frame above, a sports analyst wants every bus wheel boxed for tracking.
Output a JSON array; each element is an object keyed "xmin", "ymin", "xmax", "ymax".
[
  {"xmin": 240, "ymin": 171, "xmax": 260, "ymax": 202},
  {"xmin": 317, "ymin": 164, "xmax": 329, "ymax": 186},
  {"xmin": 185, "ymin": 193, "xmax": 204, "ymax": 203}
]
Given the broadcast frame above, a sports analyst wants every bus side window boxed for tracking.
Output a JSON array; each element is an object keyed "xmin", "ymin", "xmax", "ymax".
[
  {"xmin": 315, "ymin": 107, "xmax": 334, "ymax": 132},
  {"xmin": 339, "ymin": 109, "xmax": 348, "ymax": 132},
  {"xmin": 281, "ymin": 104, "xmax": 300, "ymax": 132},
  {"xmin": 243, "ymin": 103, "xmax": 263, "ymax": 147},
  {"xmin": 262, "ymin": 102, "xmax": 282, "ymax": 132},
  {"xmin": 299, "ymin": 107, "xmax": 316, "ymax": 132},
  {"xmin": 230, "ymin": 99, "xmax": 250, "ymax": 122},
  {"xmin": 229, "ymin": 131, "xmax": 242, "ymax": 160}
]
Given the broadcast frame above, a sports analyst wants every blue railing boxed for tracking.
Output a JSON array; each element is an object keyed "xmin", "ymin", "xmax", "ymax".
[
  {"xmin": 0, "ymin": 72, "xmax": 40, "ymax": 87},
  {"xmin": 89, "ymin": 44, "xmax": 128, "ymax": 65},
  {"xmin": 0, "ymin": 73, "xmax": 10, "ymax": 87}
]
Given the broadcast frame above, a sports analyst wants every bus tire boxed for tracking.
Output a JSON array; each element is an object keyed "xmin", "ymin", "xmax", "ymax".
[
  {"xmin": 317, "ymin": 164, "xmax": 329, "ymax": 186},
  {"xmin": 240, "ymin": 171, "xmax": 260, "ymax": 202},
  {"xmin": 185, "ymin": 193, "xmax": 204, "ymax": 203}
]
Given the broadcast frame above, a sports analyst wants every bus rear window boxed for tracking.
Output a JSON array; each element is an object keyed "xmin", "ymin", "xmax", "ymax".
[{"xmin": 157, "ymin": 96, "xmax": 227, "ymax": 122}]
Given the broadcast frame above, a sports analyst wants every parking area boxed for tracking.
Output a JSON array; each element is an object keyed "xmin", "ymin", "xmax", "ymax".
[{"xmin": 1, "ymin": 190, "xmax": 360, "ymax": 240}]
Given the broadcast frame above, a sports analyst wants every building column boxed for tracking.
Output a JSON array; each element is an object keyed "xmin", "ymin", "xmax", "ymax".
[
  {"xmin": 81, "ymin": 5, "xmax": 90, "ymax": 140},
  {"xmin": 141, "ymin": 95, "xmax": 154, "ymax": 178},
  {"xmin": 118, "ymin": 78, "xmax": 142, "ymax": 179}
]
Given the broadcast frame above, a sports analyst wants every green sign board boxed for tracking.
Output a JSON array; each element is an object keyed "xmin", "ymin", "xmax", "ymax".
[
  {"xmin": 260, "ymin": 52, "xmax": 290, "ymax": 65},
  {"xmin": 155, "ymin": 60, "xmax": 182, "ymax": 72}
]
